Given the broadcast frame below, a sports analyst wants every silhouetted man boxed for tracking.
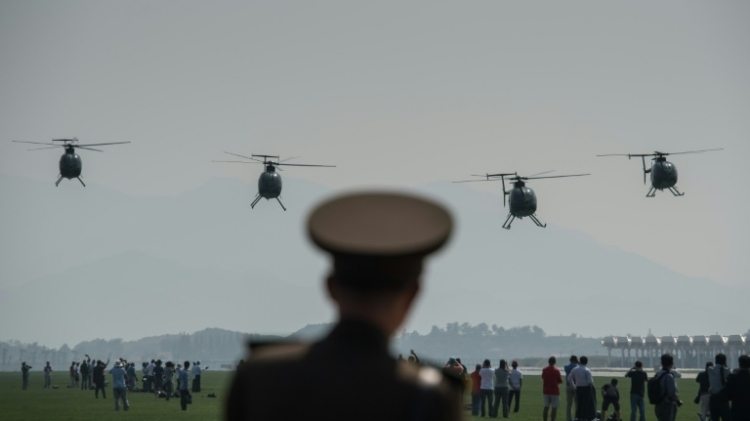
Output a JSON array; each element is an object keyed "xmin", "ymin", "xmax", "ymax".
[{"xmin": 225, "ymin": 192, "xmax": 462, "ymax": 421}]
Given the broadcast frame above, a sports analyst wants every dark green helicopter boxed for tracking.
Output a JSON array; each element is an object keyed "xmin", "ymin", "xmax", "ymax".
[
  {"xmin": 213, "ymin": 152, "xmax": 335, "ymax": 211},
  {"xmin": 597, "ymin": 149, "xmax": 722, "ymax": 197},
  {"xmin": 12, "ymin": 137, "xmax": 131, "ymax": 186},
  {"xmin": 454, "ymin": 171, "xmax": 589, "ymax": 229}
]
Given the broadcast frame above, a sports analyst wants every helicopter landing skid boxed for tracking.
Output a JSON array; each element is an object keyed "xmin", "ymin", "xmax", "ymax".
[
  {"xmin": 529, "ymin": 213, "xmax": 547, "ymax": 228},
  {"xmin": 251, "ymin": 194, "xmax": 262, "ymax": 208},
  {"xmin": 77, "ymin": 177, "xmax": 86, "ymax": 187},
  {"xmin": 276, "ymin": 197, "xmax": 287, "ymax": 211},
  {"xmin": 55, "ymin": 175, "xmax": 63, "ymax": 187},
  {"xmin": 646, "ymin": 186, "xmax": 684, "ymax": 197},
  {"xmin": 502, "ymin": 213, "xmax": 515, "ymax": 230}
]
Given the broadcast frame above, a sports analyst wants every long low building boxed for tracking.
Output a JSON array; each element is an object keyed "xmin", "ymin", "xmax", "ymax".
[{"xmin": 601, "ymin": 334, "xmax": 748, "ymax": 369}]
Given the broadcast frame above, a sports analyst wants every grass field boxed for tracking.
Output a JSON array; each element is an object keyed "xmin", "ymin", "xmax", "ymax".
[{"xmin": 0, "ymin": 371, "xmax": 702, "ymax": 421}]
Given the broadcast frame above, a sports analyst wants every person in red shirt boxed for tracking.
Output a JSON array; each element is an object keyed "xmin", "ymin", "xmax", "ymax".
[
  {"xmin": 470, "ymin": 364, "xmax": 482, "ymax": 416},
  {"xmin": 542, "ymin": 356, "xmax": 563, "ymax": 421}
]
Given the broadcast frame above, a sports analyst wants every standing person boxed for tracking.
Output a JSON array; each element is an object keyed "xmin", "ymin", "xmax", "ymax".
[
  {"xmin": 43, "ymin": 362, "xmax": 53, "ymax": 388},
  {"xmin": 470, "ymin": 364, "xmax": 482, "ymax": 417},
  {"xmin": 626, "ymin": 360, "xmax": 648, "ymax": 421},
  {"xmin": 569, "ymin": 356, "xmax": 596, "ymax": 421},
  {"xmin": 93, "ymin": 360, "xmax": 108, "ymax": 399},
  {"xmin": 542, "ymin": 356, "xmax": 563, "ymax": 421},
  {"xmin": 494, "ymin": 359, "xmax": 511, "ymax": 418},
  {"xmin": 695, "ymin": 362, "xmax": 713, "ymax": 421},
  {"xmin": 653, "ymin": 354, "xmax": 679, "ymax": 421},
  {"xmin": 69, "ymin": 361, "xmax": 76, "ymax": 388},
  {"xmin": 153, "ymin": 360, "xmax": 164, "ymax": 397},
  {"xmin": 109, "ymin": 361, "xmax": 129, "ymax": 411},
  {"xmin": 74, "ymin": 362, "xmax": 80, "ymax": 388},
  {"xmin": 85, "ymin": 356, "xmax": 93, "ymax": 389},
  {"xmin": 80, "ymin": 359, "xmax": 89, "ymax": 390},
  {"xmin": 145, "ymin": 359, "xmax": 155, "ymax": 393},
  {"xmin": 21, "ymin": 362, "xmax": 32, "ymax": 390},
  {"xmin": 565, "ymin": 356, "xmax": 579, "ymax": 421},
  {"xmin": 725, "ymin": 354, "xmax": 750, "ymax": 421},
  {"xmin": 456, "ymin": 357, "xmax": 469, "ymax": 396},
  {"xmin": 225, "ymin": 192, "xmax": 462, "ymax": 421},
  {"xmin": 508, "ymin": 360, "xmax": 523, "ymax": 413},
  {"xmin": 407, "ymin": 349, "xmax": 420, "ymax": 364},
  {"xmin": 479, "ymin": 359, "xmax": 495, "ymax": 417},
  {"xmin": 141, "ymin": 362, "xmax": 148, "ymax": 391},
  {"xmin": 179, "ymin": 361, "xmax": 191, "ymax": 411},
  {"xmin": 164, "ymin": 362, "xmax": 175, "ymax": 401},
  {"xmin": 191, "ymin": 361, "xmax": 202, "ymax": 392},
  {"xmin": 708, "ymin": 353, "xmax": 731, "ymax": 421},
  {"xmin": 126, "ymin": 363, "xmax": 137, "ymax": 391},
  {"xmin": 601, "ymin": 378, "xmax": 621, "ymax": 421}
]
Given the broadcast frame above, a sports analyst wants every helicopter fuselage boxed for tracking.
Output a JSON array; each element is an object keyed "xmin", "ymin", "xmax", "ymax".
[
  {"xmin": 258, "ymin": 166, "xmax": 282, "ymax": 199},
  {"xmin": 650, "ymin": 158, "xmax": 678, "ymax": 190},
  {"xmin": 59, "ymin": 148, "xmax": 82, "ymax": 179},
  {"xmin": 508, "ymin": 182, "xmax": 537, "ymax": 217}
]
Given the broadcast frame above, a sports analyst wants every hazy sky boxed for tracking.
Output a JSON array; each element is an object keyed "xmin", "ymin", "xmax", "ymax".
[{"xmin": 1, "ymin": 1, "xmax": 748, "ymax": 344}]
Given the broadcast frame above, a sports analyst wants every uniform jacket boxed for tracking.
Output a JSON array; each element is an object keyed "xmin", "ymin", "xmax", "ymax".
[{"xmin": 225, "ymin": 318, "xmax": 463, "ymax": 421}]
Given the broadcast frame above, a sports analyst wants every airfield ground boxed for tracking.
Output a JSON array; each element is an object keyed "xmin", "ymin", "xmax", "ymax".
[{"xmin": 0, "ymin": 370, "xmax": 702, "ymax": 421}]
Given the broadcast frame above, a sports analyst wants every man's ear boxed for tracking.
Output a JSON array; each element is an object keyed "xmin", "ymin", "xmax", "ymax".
[{"xmin": 326, "ymin": 274, "xmax": 340, "ymax": 304}]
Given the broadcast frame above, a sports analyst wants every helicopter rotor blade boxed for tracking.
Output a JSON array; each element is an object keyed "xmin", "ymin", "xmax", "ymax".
[
  {"xmin": 211, "ymin": 160, "xmax": 260, "ymax": 164},
  {"xmin": 76, "ymin": 142, "xmax": 131, "ymax": 147},
  {"xmin": 523, "ymin": 173, "xmax": 591, "ymax": 180},
  {"xmin": 76, "ymin": 146, "xmax": 104, "ymax": 152},
  {"xmin": 663, "ymin": 148, "xmax": 724, "ymax": 156},
  {"xmin": 12, "ymin": 140, "xmax": 57, "ymax": 146},
  {"xmin": 279, "ymin": 156, "xmax": 300, "ymax": 163},
  {"xmin": 452, "ymin": 178, "xmax": 506, "ymax": 183},
  {"xmin": 224, "ymin": 151, "xmax": 264, "ymax": 162},
  {"xmin": 26, "ymin": 146, "xmax": 62, "ymax": 151},
  {"xmin": 274, "ymin": 163, "xmax": 336, "ymax": 168},
  {"xmin": 527, "ymin": 170, "xmax": 556, "ymax": 178}
]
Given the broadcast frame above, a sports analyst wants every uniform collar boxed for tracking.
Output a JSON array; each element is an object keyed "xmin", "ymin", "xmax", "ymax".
[{"xmin": 326, "ymin": 318, "xmax": 390, "ymax": 353}]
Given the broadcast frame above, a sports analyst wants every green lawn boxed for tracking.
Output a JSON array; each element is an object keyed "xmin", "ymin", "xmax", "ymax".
[{"xmin": 0, "ymin": 371, "xmax": 702, "ymax": 421}]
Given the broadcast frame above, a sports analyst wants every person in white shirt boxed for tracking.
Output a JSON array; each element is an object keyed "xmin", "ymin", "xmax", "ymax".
[
  {"xmin": 509, "ymin": 360, "xmax": 524, "ymax": 413},
  {"xmin": 568, "ymin": 356, "xmax": 596, "ymax": 421},
  {"xmin": 191, "ymin": 361, "xmax": 202, "ymax": 392},
  {"xmin": 479, "ymin": 359, "xmax": 495, "ymax": 417},
  {"xmin": 145, "ymin": 360, "xmax": 155, "ymax": 393}
]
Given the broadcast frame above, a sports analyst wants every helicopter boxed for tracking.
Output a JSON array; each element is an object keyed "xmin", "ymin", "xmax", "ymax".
[
  {"xmin": 596, "ymin": 149, "xmax": 722, "ymax": 197},
  {"xmin": 12, "ymin": 138, "xmax": 131, "ymax": 187},
  {"xmin": 213, "ymin": 152, "xmax": 335, "ymax": 211},
  {"xmin": 454, "ymin": 171, "xmax": 590, "ymax": 229}
]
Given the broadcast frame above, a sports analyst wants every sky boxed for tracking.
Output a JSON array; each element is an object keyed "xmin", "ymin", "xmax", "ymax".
[{"xmin": 0, "ymin": 1, "xmax": 748, "ymax": 346}]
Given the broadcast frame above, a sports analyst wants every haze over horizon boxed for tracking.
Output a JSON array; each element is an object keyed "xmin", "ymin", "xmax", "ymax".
[{"xmin": 1, "ymin": 2, "xmax": 748, "ymax": 349}]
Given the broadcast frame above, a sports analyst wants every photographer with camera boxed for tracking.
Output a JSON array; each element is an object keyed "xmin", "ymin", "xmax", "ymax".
[
  {"xmin": 652, "ymin": 354, "xmax": 680, "ymax": 421},
  {"xmin": 695, "ymin": 361, "xmax": 713, "ymax": 421},
  {"xmin": 625, "ymin": 361, "xmax": 648, "ymax": 421}
]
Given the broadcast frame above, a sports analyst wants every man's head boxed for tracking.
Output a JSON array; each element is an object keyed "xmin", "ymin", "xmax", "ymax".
[
  {"xmin": 184, "ymin": 361, "xmax": 190, "ymax": 369},
  {"xmin": 715, "ymin": 353, "xmax": 727, "ymax": 366},
  {"xmin": 739, "ymin": 355, "xmax": 750, "ymax": 370},
  {"xmin": 483, "ymin": 359, "xmax": 490, "ymax": 368},
  {"xmin": 308, "ymin": 192, "xmax": 452, "ymax": 336},
  {"xmin": 548, "ymin": 356, "xmax": 556, "ymax": 366},
  {"xmin": 635, "ymin": 360, "xmax": 642, "ymax": 369},
  {"xmin": 475, "ymin": 364, "xmax": 481, "ymax": 372},
  {"xmin": 570, "ymin": 355, "xmax": 578, "ymax": 364},
  {"xmin": 610, "ymin": 378, "xmax": 618, "ymax": 386},
  {"xmin": 705, "ymin": 361, "xmax": 714, "ymax": 370},
  {"xmin": 580, "ymin": 356, "xmax": 588, "ymax": 365},
  {"xmin": 661, "ymin": 353, "xmax": 674, "ymax": 369},
  {"xmin": 511, "ymin": 360, "xmax": 518, "ymax": 369}
]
